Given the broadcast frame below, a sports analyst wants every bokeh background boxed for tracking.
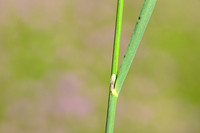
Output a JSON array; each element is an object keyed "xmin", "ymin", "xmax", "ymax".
[{"xmin": 0, "ymin": 0, "xmax": 200, "ymax": 132}]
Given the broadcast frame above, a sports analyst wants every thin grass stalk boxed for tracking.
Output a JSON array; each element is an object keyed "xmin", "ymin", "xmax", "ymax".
[{"xmin": 105, "ymin": 0, "xmax": 124, "ymax": 132}]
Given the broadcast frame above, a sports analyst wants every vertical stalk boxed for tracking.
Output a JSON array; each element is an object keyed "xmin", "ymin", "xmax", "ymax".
[
  {"xmin": 111, "ymin": 0, "xmax": 124, "ymax": 76},
  {"xmin": 105, "ymin": 93, "xmax": 118, "ymax": 133},
  {"xmin": 105, "ymin": 0, "xmax": 124, "ymax": 132}
]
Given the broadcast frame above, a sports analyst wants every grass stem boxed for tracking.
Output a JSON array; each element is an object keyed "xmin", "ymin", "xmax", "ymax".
[
  {"xmin": 105, "ymin": 0, "xmax": 124, "ymax": 132},
  {"xmin": 111, "ymin": 0, "xmax": 124, "ymax": 76}
]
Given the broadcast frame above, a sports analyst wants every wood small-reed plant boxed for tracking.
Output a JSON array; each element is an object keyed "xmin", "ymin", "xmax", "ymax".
[{"xmin": 105, "ymin": 0, "xmax": 157, "ymax": 132}]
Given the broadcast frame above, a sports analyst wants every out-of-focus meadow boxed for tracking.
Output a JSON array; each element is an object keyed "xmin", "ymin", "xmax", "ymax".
[{"xmin": 0, "ymin": 0, "xmax": 200, "ymax": 132}]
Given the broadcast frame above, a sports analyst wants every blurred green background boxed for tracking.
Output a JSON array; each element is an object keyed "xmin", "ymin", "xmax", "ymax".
[{"xmin": 0, "ymin": 0, "xmax": 200, "ymax": 133}]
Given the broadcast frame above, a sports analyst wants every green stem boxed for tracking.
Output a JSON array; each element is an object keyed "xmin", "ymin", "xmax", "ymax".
[
  {"xmin": 111, "ymin": 0, "xmax": 124, "ymax": 75},
  {"xmin": 105, "ymin": 0, "xmax": 124, "ymax": 132},
  {"xmin": 105, "ymin": 93, "xmax": 118, "ymax": 133}
]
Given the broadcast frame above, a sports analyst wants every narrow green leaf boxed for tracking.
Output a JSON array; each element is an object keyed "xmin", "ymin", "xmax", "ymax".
[{"xmin": 115, "ymin": 0, "xmax": 157, "ymax": 94}]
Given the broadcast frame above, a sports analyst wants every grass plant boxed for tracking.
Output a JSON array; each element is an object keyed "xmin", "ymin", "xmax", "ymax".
[{"xmin": 105, "ymin": 0, "xmax": 157, "ymax": 132}]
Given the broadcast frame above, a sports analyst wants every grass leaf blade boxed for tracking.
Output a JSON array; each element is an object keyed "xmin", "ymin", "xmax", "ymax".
[{"xmin": 115, "ymin": 0, "xmax": 157, "ymax": 94}]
